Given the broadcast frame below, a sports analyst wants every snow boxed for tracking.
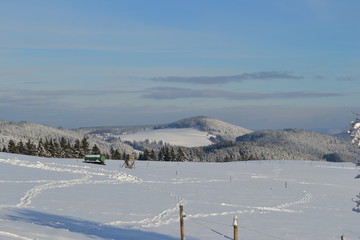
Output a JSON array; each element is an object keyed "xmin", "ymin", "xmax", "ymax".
[
  {"xmin": 0, "ymin": 152, "xmax": 359, "ymax": 240},
  {"xmin": 117, "ymin": 128, "xmax": 216, "ymax": 147}
]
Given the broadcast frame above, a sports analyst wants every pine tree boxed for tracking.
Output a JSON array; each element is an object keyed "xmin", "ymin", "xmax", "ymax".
[
  {"xmin": 25, "ymin": 139, "xmax": 37, "ymax": 156},
  {"xmin": 110, "ymin": 147, "xmax": 115, "ymax": 159},
  {"xmin": 176, "ymin": 147, "xmax": 187, "ymax": 162},
  {"xmin": 164, "ymin": 147, "xmax": 171, "ymax": 161},
  {"xmin": 138, "ymin": 152, "xmax": 144, "ymax": 160},
  {"xmin": 142, "ymin": 149, "xmax": 150, "ymax": 160},
  {"xmin": 8, "ymin": 140, "xmax": 18, "ymax": 153},
  {"xmin": 112, "ymin": 149, "xmax": 122, "ymax": 160},
  {"xmin": 170, "ymin": 148, "xmax": 176, "ymax": 161},
  {"xmin": 158, "ymin": 148, "xmax": 165, "ymax": 161},
  {"xmin": 81, "ymin": 137, "xmax": 90, "ymax": 157},
  {"xmin": 91, "ymin": 144, "xmax": 101, "ymax": 155},
  {"xmin": 53, "ymin": 139, "xmax": 61, "ymax": 158},
  {"xmin": 63, "ymin": 139, "xmax": 73, "ymax": 158},
  {"xmin": 37, "ymin": 139, "xmax": 48, "ymax": 157},
  {"xmin": 17, "ymin": 140, "xmax": 26, "ymax": 154},
  {"xmin": 73, "ymin": 139, "xmax": 82, "ymax": 158},
  {"xmin": 149, "ymin": 149, "xmax": 157, "ymax": 161},
  {"xmin": 47, "ymin": 139, "xmax": 57, "ymax": 157},
  {"xmin": 44, "ymin": 139, "xmax": 53, "ymax": 157},
  {"xmin": 59, "ymin": 137, "xmax": 67, "ymax": 149}
]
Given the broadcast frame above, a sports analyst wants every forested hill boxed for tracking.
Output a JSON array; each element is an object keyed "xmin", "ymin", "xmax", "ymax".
[
  {"xmin": 0, "ymin": 120, "xmax": 133, "ymax": 155},
  {"xmin": 234, "ymin": 129, "xmax": 355, "ymax": 162},
  {"xmin": 180, "ymin": 129, "xmax": 355, "ymax": 162}
]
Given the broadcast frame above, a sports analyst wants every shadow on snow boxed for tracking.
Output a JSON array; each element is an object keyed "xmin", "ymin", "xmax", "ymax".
[{"xmin": 6, "ymin": 208, "xmax": 179, "ymax": 240}]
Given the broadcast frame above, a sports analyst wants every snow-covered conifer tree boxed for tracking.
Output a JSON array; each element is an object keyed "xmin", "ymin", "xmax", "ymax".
[
  {"xmin": 348, "ymin": 113, "xmax": 360, "ymax": 212},
  {"xmin": 348, "ymin": 114, "xmax": 360, "ymax": 165}
]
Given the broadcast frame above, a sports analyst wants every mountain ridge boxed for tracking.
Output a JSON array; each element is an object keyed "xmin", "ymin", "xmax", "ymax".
[{"xmin": 0, "ymin": 118, "xmax": 355, "ymax": 162}]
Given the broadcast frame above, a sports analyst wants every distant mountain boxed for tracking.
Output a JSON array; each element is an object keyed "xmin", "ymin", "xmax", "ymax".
[
  {"xmin": 0, "ymin": 121, "xmax": 133, "ymax": 154},
  {"xmin": 310, "ymin": 128, "xmax": 347, "ymax": 135},
  {"xmin": 77, "ymin": 124, "xmax": 154, "ymax": 136},
  {"xmin": 235, "ymin": 129, "xmax": 356, "ymax": 162},
  {"xmin": 160, "ymin": 116, "xmax": 252, "ymax": 141}
]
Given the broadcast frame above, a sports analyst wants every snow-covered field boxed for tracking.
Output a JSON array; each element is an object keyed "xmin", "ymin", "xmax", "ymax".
[
  {"xmin": 117, "ymin": 128, "xmax": 215, "ymax": 147},
  {"xmin": 0, "ymin": 152, "xmax": 359, "ymax": 240}
]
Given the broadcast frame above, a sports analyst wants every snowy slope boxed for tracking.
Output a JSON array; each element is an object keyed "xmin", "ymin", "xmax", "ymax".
[
  {"xmin": 0, "ymin": 120, "xmax": 133, "ymax": 154},
  {"xmin": 118, "ymin": 128, "xmax": 216, "ymax": 147},
  {"xmin": 0, "ymin": 152, "xmax": 359, "ymax": 240}
]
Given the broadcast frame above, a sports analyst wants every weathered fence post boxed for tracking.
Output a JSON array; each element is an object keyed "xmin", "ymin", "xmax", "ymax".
[
  {"xmin": 180, "ymin": 205, "xmax": 185, "ymax": 240},
  {"xmin": 233, "ymin": 216, "xmax": 238, "ymax": 240}
]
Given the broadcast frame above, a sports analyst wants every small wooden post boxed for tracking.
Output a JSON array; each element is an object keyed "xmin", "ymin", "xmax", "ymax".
[
  {"xmin": 180, "ymin": 205, "xmax": 185, "ymax": 240},
  {"xmin": 233, "ymin": 216, "xmax": 238, "ymax": 240},
  {"xmin": 341, "ymin": 235, "xmax": 345, "ymax": 240}
]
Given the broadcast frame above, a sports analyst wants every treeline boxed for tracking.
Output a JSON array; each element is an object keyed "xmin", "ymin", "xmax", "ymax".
[
  {"xmin": 5, "ymin": 135, "xmax": 342, "ymax": 162},
  {"xmin": 124, "ymin": 139, "xmax": 165, "ymax": 152},
  {"xmin": 1, "ymin": 137, "xmax": 126, "ymax": 160},
  {"xmin": 0, "ymin": 137, "xmax": 190, "ymax": 162},
  {"xmin": 137, "ymin": 146, "xmax": 188, "ymax": 162}
]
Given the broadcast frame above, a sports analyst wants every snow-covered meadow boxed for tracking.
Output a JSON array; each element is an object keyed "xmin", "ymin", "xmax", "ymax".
[
  {"xmin": 0, "ymin": 152, "xmax": 359, "ymax": 240},
  {"xmin": 116, "ymin": 128, "xmax": 215, "ymax": 147}
]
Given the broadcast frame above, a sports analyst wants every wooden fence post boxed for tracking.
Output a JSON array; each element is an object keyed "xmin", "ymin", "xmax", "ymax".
[
  {"xmin": 233, "ymin": 216, "xmax": 238, "ymax": 240},
  {"xmin": 180, "ymin": 205, "xmax": 185, "ymax": 240}
]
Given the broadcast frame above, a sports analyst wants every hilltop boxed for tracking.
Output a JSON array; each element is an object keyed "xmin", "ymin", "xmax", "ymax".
[
  {"xmin": 160, "ymin": 116, "xmax": 252, "ymax": 141},
  {"xmin": 80, "ymin": 116, "xmax": 252, "ymax": 144}
]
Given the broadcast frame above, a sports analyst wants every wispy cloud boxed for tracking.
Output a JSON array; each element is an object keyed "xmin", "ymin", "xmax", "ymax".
[
  {"xmin": 337, "ymin": 76, "xmax": 358, "ymax": 82},
  {"xmin": 142, "ymin": 87, "xmax": 342, "ymax": 100},
  {"xmin": 0, "ymin": 88, "xmax": 137, "ymax": 106},
  {"xmin": 314, "ymin": 75, "xmax": 325, "ymax": 80},
  {"xmin": 0, "ymin": 70, "xmax": 37, "ymax": 77},
  {"xmin": 151, "ymin": 71, "xmax": 303, "ymax": 85}
]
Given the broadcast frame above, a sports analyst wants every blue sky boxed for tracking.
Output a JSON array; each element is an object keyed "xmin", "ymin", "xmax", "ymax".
[{"xmin": 0, "ymin": 0, "xmax": 359, "ymax": 130}]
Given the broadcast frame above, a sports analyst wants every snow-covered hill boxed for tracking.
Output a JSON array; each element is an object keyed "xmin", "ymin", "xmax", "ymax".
[
  {"xmin": 0, "ymin": 121, "xmax": 133, "ymax": 154},
  {"xmin": 163, "ymin": 116, "xmax": 252, "ymax": 141},
  {"xmin": 0, "ymin": 152, "xmax": 359, "ymax": 239},
  {"xmin": 74, "ymin": 116, "xmax": 253, "ymax": 148}
]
